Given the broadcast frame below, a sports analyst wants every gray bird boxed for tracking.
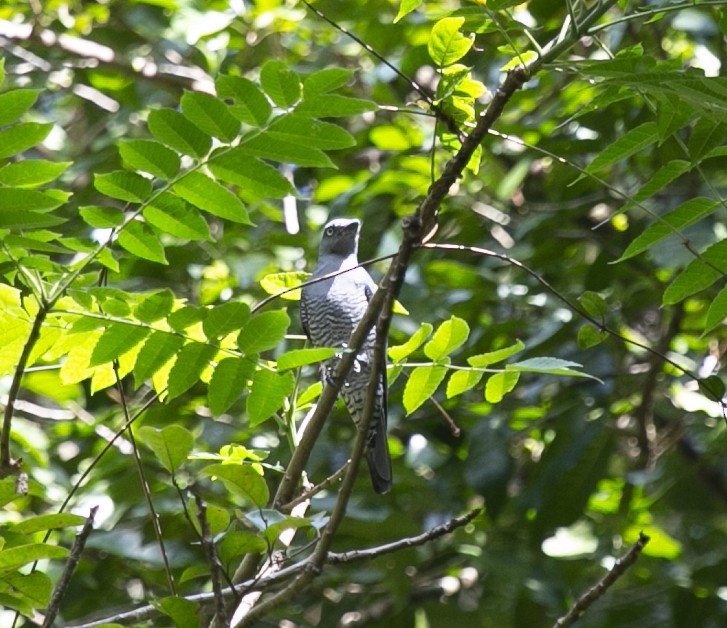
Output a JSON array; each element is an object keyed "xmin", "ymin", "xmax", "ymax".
[{"xmin": 300, "ymin": 218, "xmax": 392, "ymax": 494}]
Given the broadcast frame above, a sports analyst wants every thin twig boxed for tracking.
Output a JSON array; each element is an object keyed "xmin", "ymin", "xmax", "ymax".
[
  {"xmin": 553, "ymin": 532, "xmax": 650, "ymax": 627},
  {"xmin": 113, "ymin": 366, "xmax": 176, "ymax": 596},
  {"xmin": 42, "ymin": 506, "xmax": 98, "ymax": 628},
  {"xmin": 194, "ymin": 493, "xmax": 227, "ymax": 623}
]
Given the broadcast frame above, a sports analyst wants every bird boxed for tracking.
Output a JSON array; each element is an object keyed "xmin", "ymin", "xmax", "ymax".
[{"xmin": 300, "ymin": 218, "xmax": 392, "ymax": 494}]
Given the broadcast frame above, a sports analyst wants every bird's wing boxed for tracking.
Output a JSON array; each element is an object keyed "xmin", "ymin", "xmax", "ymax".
[{"xmin": 299, "ymin": 293, "xmax": 312, "ymax": 341}]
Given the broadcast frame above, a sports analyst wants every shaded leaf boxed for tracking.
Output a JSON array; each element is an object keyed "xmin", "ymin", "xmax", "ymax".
[
  {"xmin": 208, "ymin": 357, "xmax": 254, "ymax": 415},
  {"xmin": 215, "ymin": 75, "xmax": 271, "ymax": 126},
  {"xmin": 138, "ymin": 425, "xmax": 194, "ymax": 474},
  {"xmin": 203, "ymin": 301, "xmax": 250, "ymax": 339},
  {"xmin": 247, "ymin": 368, "xmax": 295, "ymax": 426},
  {"xmin": 144, "ymin": 193, "xmax": 212, "ymax": 241},
  {"xmin": 260, "ymin": 60, "xmax": 301, "ymax": 108},
  {"xmin": 173, "ymin": 171, "xmax": 252, "ymax": 224},
  {"xmin": 202, "ymin": 463, "xmax": 269, "ymax": 507},
  {"xmin": 94, "ymin": 171, "xmax": 152, "ymax": 203},
  {"xmin": 166, "ymin": 342, "xmax": 217, "ymax": 400},
  {"xmin": 119, "ymin": 139, "xmax": 180, "ymax": 180},
  {"xmin": 181, "ymin": 91, "xmax": 240, "ymax": 143},
  {"xmin": 117, "ymin": 220, "xmax": 168, "ymax": 264},
  {"xmin": 0, "ymin": 122, "xmax": 52, "ymax": 159},
  {"xmin": 663, "ymin": 239, "xmax": 727, "ymax": 305},
  {"xmin": 208, "ymin": 151, "xmax": 295, "ymax": 199},
  {"xmin": 148, "ymin": 108, "xmax": 212, "ymax": 158},
  {"xmin": 238, "ymin": 309, "xmax": 290, "ymax": 355},
  {"xmin": 90, "ymin": 322, "xmax": 151, "ymax": 366},
  {"xmin": 133, "ymin": 331, "xmax": 184, "ymax": 387}
]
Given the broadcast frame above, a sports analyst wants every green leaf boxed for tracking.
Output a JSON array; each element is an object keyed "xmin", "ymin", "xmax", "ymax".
[
  {"xmin": 428, "ymin": 17, "xmax": 474, "ymax": 67},
  {"xmin": 423, "ymin": 316, "xmax": 470, "ymax": 361},
  {"xmin": 295, "ymin": 94, "xmax": 377, "ymax": 118},
  {"xmin": 181, "ymin": 91, "xmax": 240, "ymax": 143},
  {"xmin": 156, "ymin": 596, "xmax": 199, "ymax": 628},
  {"xmin": 581, "ymin": 122, "xmax": 658, "ymax": 177},
  {"xmin": 79, "ymin": 206, "xmax": 125, "ymax": 228},
  {"xmin": 0, "ymin": 160, "xmax": 71, "ymax": 187},
  {"xmin": 208, "ymin": 357, "xmax": 254, "ymax": 415},
  {"xmin": 138, "ymin": 425, "xmax": 194, "ymax": 474},
  {"xmin": 0, "ymin": 544, "xmax": 69, "ymax": 571},
  {"xmin": 3, "ymin": 572, "xmax": 52, "ymax": 608},
  {"xmin": 203, "ymin": 301, "xmax": 250, "ymax": 339},
  {"xmin": 388, "ymin": 323, "xmax": 433, "ymax": 362},
  {"xmin": 704, "ymin": 285, "xmax": 727, "ymax": 335},
  {"xmin": 663, "ymin": 240, "xmax": 727, "ymax": 305},
  {"xmin": 236, "ymin": 132, "xmax": 335, "ymax": 168},
  {"xmin": 277, "ymin": 347, "xmax": 337, "ymax": 371},
  {"xmin": 577, "ymin": 324, "xmax": 609, "ymax": 349},
  {"xmin": 133, "ymin": 331, "xmax": 184, "ymax": 387},
  {"xmin": 578, "ymin": 291, "xmax": 608, "ymax": 318},
  {"xmin": 446, "ymin": 369, "xmax": 484, "ymax": 398},
  {"xmin": 698, "ymin": 375, "xmax": 725, "ymax": 402},
  {"xmin": 260, "ymin": 60, "xmax": 301, "ymax": 108},
  {"xmin": 173, "ymin": 171, "xmax": 252, "ymax": 224},
  {"xmin": 135, "ymin": 290, "xmax": 175, "ymax": 323},
  {"xmin": 485, "ymin": 371, "xmax": 520, "ymax": 403},
  {"xmin": 168, "ymin": 305, "xmax": 208, "ymax": 331},
  {"xmin": 247, "ymin": 368, "xmax": 295, "ymax": 426},
  {"xmin": 238, "ymin": 309, "xmax": 290, "ymax": 354},
  {"xmin": 619, "ymin": 160, "xmax": 692, "ymax": 214},
  {"xmin": 0, "ymin": 210, "xmax": 67, "ymax": 230},
  {"xmin": 303, "ymin": 68, "xmax": 353, "ymax": 95},
  {"xmin": 0, "ymin": 188, "xmax": 67, "ymax": 212},
  {"xmin": 117, "ymin": 220, "xmax": 168, "ymax": 264},
  {"xmin": 90, "ymin": 322, "xmax": 151, "ymax": 366},
  {"xmin": 202, "ymin": 463, "xmax": 269, "ymax": 507},
  {"xmin": 12, "ymin": 513, "xmax": 86, "ymax": 534},
  {"xmin": 218, "ymin": 531, "xmax": 267, "ymax": 565},
  {"xmin": 0, "ymin": 89, "xmax": 40, "ymax": 125},
  {"xmin": 394, "ymin": 0, "xmax": 422, "ymax": 23},
  {"xmin": 267, "ymin": 114, "xmax": 355, "ymax": 150},
  {"xmin": 618, "ymin": 197, "xmax": 720, "ymax": 262},
  {"xmin": 166, "ymin": 342, "xmax": 217, "ymax": 400},
  {"xmin": 144, "ymin": 193, "xmax": 212, "ymax": 241},
  {"xmin": 507, "ymin": 357, "xmax": 598, "ymax": 380},
  {"xmin": 688, "ymin": 119, "xmax": 727, "ymax": 162},
  {"xmin": 259, "ymin": 271, "xmax": 309, "ymax": 300},
  {"xmin": 215, "ymin": 75, "xmax": 271, "ymax": 126},
  {"xmin": 94, "ymin": 171, "xmax": 152, "ymax": 203},
  {"xmin": 208, "ymin": 151, "xmax": 295, "ymax": 199},
  {"xmin": 0, "ymin": 123, "xmax": 52, "ymax": 159},
  {"xmin": 119, "ymin": 139, "xmax": 180, "ymax": 180},
  {"xmin": 148, "ymin": 108, "xmax": 212, "ymax": 158},
  {"xmin": 467, "ymin": 340, "xmax": 525, "ymax": 367},
  {"xmin": 403, "ymin": 364, "xmax": 448, "ymax": 414}
]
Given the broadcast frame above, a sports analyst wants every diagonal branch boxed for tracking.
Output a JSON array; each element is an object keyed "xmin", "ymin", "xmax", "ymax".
[{"xmin": 553, "ymin": 532, "xmax": 650, "ymax": 627}]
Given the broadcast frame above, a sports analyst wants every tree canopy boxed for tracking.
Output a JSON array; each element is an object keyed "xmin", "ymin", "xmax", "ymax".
[{"xmin": 1, "ymin": 1, "xmax": 727, "ymax": 626}]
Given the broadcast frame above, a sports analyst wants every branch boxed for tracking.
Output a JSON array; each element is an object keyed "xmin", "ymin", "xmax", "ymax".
[
  {"xmin": 553, "ymin": 532, "xmax": 650, "ymax": 627},
  {"xmin": 194, "ymin": 493, "xmax": 227, "ymax": 624},
  {"xmin": 1, "ymin": 307, "xmax": 47, "ymax": 478},
  {"xmin": 68, "ymin": 508, "xmax": 479, "ymax": 628},
  {"xmin": 42, "ymin": 506, "xmax": 98, "ymax": 628}
]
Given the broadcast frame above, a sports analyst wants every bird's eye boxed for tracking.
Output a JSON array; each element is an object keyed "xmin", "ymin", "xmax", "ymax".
[{"xmin": 325, "ymin": 227, "xmax": 334, "ymax": 236}]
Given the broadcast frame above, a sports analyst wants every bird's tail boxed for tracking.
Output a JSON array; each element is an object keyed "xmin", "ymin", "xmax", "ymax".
[{"xmin": 365, "ymin": 420, "xmax": 392, "ymax": 494}]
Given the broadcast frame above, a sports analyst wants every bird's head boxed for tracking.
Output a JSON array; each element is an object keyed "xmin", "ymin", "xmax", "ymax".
[{"xmin": 319, "ymin": 218, "xmax": 360, "ymax": 258}]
